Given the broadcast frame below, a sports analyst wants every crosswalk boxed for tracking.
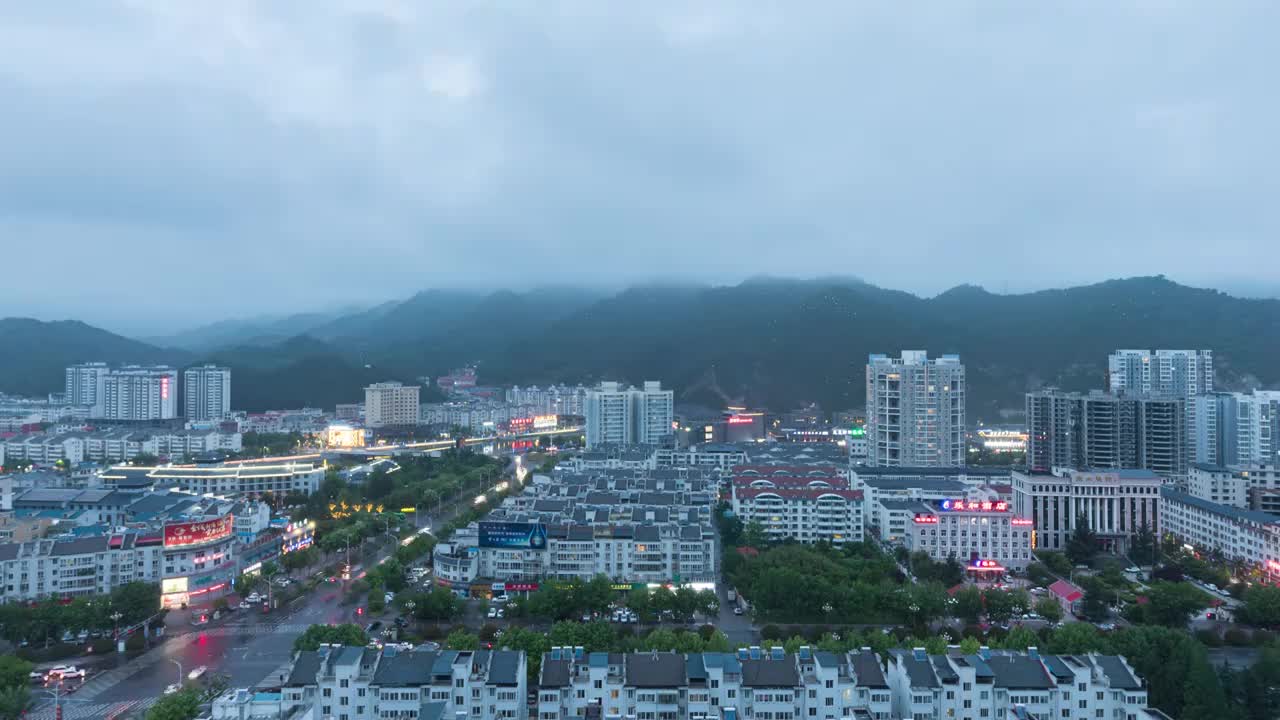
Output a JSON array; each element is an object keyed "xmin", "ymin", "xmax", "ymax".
[
  {"xmin": 198, "ymin": 622, "xmax": 312, "ymax": 637},
  {"xmin": 27, "ymin": 698, "xmax": 156, "ymax": 720}
]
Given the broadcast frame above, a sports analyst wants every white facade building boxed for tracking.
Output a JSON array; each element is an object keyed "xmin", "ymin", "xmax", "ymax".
[
  {"xmin": 538, "ymin": 647, "xmax": 893, "ymax": 720},
  {"xmin": 64, "ymin": 362, "xmax": 110, "ymax": 417},
  {"xmin": 184, "ymin": 365, "xmax": 232, "ymax": 421},
  {"xmin": 1012, "ymin": 469, "xmax": 1162, "ymax": 554},
  {"xmin": 1194, "ymin": 390, "xmax": 1280, "ymax": 467},
  {"xmin": 887, "ymin": 647, "xmax": 1150, "ymax": 720},
  {"xmin": 232, "ymin": 644, "xmax": 527, "ymax": 720},
  {"xmin": 1108, "ymin": 349, "xmax": 1214, "ymax": 397},
  {"xmin": 364, "ymin": 382, "xmax": 420, "ymax": 428},
  {"xmin": 866, "ymin": 352, "xmax": 965, "ymax": 467},
  {"xmin": 903, "ymin": 498, "xmax": 1035, "ymax": 571},
  {"xmin": 729, "ymin": 467, "xmax": 865, "ymax": 544},
  {"xmin": 583, "ymin": 381, "xmax": 674, "ymax": 449},
  {"xmin": 1161, "ymin": 486, "xmax": 1280, "ymax": 581},
  {"xmin": 101, "ymin": 459, "xmax": 324, "ymax": 497},
  {"xmin": 101, "ymin": 366, "xmax": 179, "ymax": 420}
]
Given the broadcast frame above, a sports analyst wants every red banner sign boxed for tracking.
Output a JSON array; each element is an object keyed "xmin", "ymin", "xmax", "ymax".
[
  {"xmin": 504, "ymin": 582, "xmax": 539, "ymax": 592},
  {"xmin": 164, "ymin": 515, "xmax": 234, "ymax": 548}
]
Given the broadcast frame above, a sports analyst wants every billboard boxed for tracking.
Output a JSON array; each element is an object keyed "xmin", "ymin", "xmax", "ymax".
[
  {"xmin": 164, "ymin": 515, "xmax": 234, "ymax": 548},
  {"xmin": 478, "ymin": 521, "xmax": 548, "ymax": 550},
  {"xmin": 533, "ymin": 414, "xmax": 558, "ymax": 430}
]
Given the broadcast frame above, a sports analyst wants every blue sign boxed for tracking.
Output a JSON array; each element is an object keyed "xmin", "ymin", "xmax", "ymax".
[{"xmin": 478, "ymin": 521, "xmax": 548, "ymax": 550}]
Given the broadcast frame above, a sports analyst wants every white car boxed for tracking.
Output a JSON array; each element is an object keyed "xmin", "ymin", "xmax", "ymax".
[
  {"xmin": 246, "ymin": 593, "xmax": 261, "ymax": 603},
  {"xmin": 47, "ymin": 666, "xmax": 85, "ymax": 680},
  {"xmin": 164, "ymin": 683, "xmax": 182, "ymax": 695},
  {"xmin": 238, "ymin": 600, "xmax": 251, "ymax": 610},
  {"xmin": 188, "ymin": 666, "xmax": 208, "ymax": 681},
  {"xmin": 486, "ymin": 608, "xmax": 497, "ymax": 619}
]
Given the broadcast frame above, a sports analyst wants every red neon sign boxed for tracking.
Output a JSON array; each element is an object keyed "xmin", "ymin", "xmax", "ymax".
[
  {"xmin": 160, "ymin": 376, "xmax": 170, "ymax": 401},
  {"xmin": 1011, "ymin": 518, "xmax": 1034, "ymax": 526},
  {"xmin": 163, "ymin": 516, "xmax": 234, "ymax": 548},
  {"xmin": 504, "ymin": 582, "xmax": 539, "ymax": 592},
  {"xmin": 727, "ymin": 416, "xmax": 755, "ymax": 425},
  {"xmin": 913, "ymin": 515, "xmax": 939, "ymax": 524},
  {"xmin": 969, "ymin": 559, "xmax": 1004, "ymax": 570}
]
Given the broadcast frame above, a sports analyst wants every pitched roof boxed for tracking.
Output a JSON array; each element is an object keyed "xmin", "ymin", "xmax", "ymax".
[
  {"xmin": 986, "ymin": 654, "xmax": 1052, "ymax": 690},
  {"xmin": 740, "ymin": 657, "xmax": 800, "ymax": 687},
  {"xmin": 372, "ymin": 650, "xmax": 437, "ymax": 685},
  {"xmin": 625, "ymin": 653, "xmax": 687, "ymax": 688},
  {"xmin": 488, "ymin": 651, "xmax": 521, "ymax": 685},
  {"xmin": 286, "ymin": 651, "xmax": 322, "ymax": 686},
  {"xmin": 1049, "ymin": 579, "xmax": 1084, "ymax": 602},
  {"xmin": 1093, "ymin": 655, "xmax": 1141, "ymax": 690},
  {"xmin": 539, "ymin": 657, "xmax": 571, "ymax": 688}
]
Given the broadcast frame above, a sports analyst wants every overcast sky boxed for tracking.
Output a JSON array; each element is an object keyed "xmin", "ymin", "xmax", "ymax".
[{"xmin": 2, "ymin": 2, "xmax": 1277, "ymax": 334}]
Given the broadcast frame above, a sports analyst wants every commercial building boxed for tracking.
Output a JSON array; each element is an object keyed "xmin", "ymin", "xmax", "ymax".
[
  {"xmin": 100, "ymin": 457, "xmax": 324, "ymax": 497},
  {"xmin": 729, "ymin": 466, "xmax": 865, "ymax": 544},
  {"xmin": 364, "ymin": 382, "xmax": 420, "ymax": 428},
  {"xmin": 1160, "ymin": 487, "xmax": 1280, "ymax": 581},
  {"xmin": 324, "ymin": 423, "xmax": 367, "ymax": 449},
  {"xmin": 886, "ymin": 647, "xmax": 1150, "ymax": 720},
  {"xmin": 215, "ymin": 644, "xmax": 526, "ymax": 720},
  {"xmin": 866, "ymin": 352, "xmax": 965, "ymax": 467},
  {"xmin": 1012, "ymin": 469, "xmax": 1162, "ymax": 554},
  {"xmin": 184, "ymin": 365, "xmax": 232, "ymax": 421},
  {"xmin": 584, "ymin": 381, "xmax": 674, "ymax": 449},
  {"xmin": 902, "ymin": 497, "xmax": 1035, "ymax": 571},
  {"xmin": 1025, "ymin": 389, "xmax": 1187, "ymax": 479},
  {"xmin": 537, "ymin": 646, "xmax": 890, "ymax": 720}
]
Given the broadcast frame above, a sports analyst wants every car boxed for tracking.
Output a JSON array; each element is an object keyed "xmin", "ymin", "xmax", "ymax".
[
  {"xmin": 1098, "ymin": 622, "xmax": 1117, "ymax": 631},
  {"xmin": 90, "ymin": 630, "xmax": 104, "ymax": 639},
  {"xmin": 487, "ymin": 608, "xmax": 498, "ymax": 619},
  {"xmin": 238, "ymin": 600, "xmax": 251, "ymax": 610},
  {"xmin": 733, "ymin": 607, "xmax": 743, "ymax": 616},
  {"xmin": 60, "ymin": 631, "xmax": 75, "ymax": 643},
  {"xmin": 164, "ymin": 683, "xmax": 182, "ymax": 695},
  {"xmin": 1125, "ymin": 566, "xmax": 1141, "ymax": 573},
  {"xmin": 29, "ymin": 671, "xmax": 45, "ymax": 682},
  {"xmin": 384, "ymin": 592, "xmax": 395, "ymax": 603},
  {"xmin": 246, "ymin": 593, "xmax": 261, "ymax": 603},
  {"xmin": 491, "ymin": 595, "xmax": 508, "ymax": 604},
  {"xmin": 366, "ymin": 621, "xmax": 383, "ymax": 635},
  {"xmin": 495, "ymin": 608, "xmax": 504, "ymax": 619},
  {"xmin": 188, "ymin": 666, "xmax": 208, "ymax": 681},
  {"xmin": 76, "ymin": 630, "xmax": 89, "ymax": 643},
  {"xmin": 326, "ymin": 575, "xmax": 338, "ymax": 583},
  {"xmin": 47, "ymin": 666, "xmax": 85, "ymax": 680},
  {"xmin": 1207, "ymin": 583, "xmax": 1219, "ymax": 592}
]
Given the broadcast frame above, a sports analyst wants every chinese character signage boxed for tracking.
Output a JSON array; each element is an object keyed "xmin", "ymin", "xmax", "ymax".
[
  {"xmin": 939, "ymin": 499, "xmax": 1008, "ymax": 512},
  {"xmin": 504, "ymin": 582, "xmax": 539, "ymax": 592},
  {"xmin": 163, "ymin": 515, "xmax": 234, "ymax": 548},
  {"xmin": 478, "ymin": 521, "xmax": 548, "ymax": 550}
]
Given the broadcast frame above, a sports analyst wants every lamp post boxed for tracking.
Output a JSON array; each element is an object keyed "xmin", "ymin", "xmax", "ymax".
[{"xmin": 171, "ymin": 658, "xmax": 184, "ymax": 687}]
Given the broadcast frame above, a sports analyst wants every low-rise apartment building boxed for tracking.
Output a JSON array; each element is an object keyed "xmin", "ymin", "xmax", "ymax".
[
  {"xmin": 729, "ymin": 466, "xmax": 865, "ymax": 544},
  {"xmin": 886, "ymin": 647, "xmax": 1150, "ymax": 720},
  {"xmin": 1160, "ymin": 487, "xmax": 1280, "ymax": 580},
  {"xmin": 537, "ymin": 647, "xmax": 892, "ymax": 720}
]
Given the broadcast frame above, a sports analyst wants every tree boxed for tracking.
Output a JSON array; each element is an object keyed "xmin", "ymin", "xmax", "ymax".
[
  {"xmin": 1036, "ymin": 551, "xmax": 1074, "ymax": 577},
  {"xmin": 0, "ymin": 685, "xmax": 28, "ymax": 720},
  {"xmin": 146, "ymin": 688, "xmax": 201, "ymax": 720},
  {"xmin": 446, "ymin": 629, "xmax": 479, "ymax": 650},
  {"xmin": 293, "ymin": 623, "xmax": 368, "ymax": 652},
  {"xmin": 1045, "ymin": 622, "xmax": 1105, "ymax": 654},
  {"xmin": 1080, "ymin": 579, "xmax": 1111, "ymax": 622},
  {"xmin": 1025, "ymin": 563, "xmax": 1056, "ymax": 587},
  {"xmin": 1002, "ymin": 627, "xmax": 1039, "ymax": 650},
  {"xmin": 1138, "ymin": 582, "xmax": 1211, "ymax": 628},
  {"xmin": 366, "ymin": 469, "xmax": 394, "ymax": 500},
  {"xmin": 1180, "ymin": 646, "xmax": 1231, "ymax": 720},
  {"xmin": 0, "ymin": 657, "xmax": 33, "ymax": 690},
  {"xmin": 1034, "ymin": 598, "xmax": 1063, "ymax": 624},
  {"xmin": 959, "ymin": 637, "xmax": 981, "ymax": 655},
  {"xmin": 952, "ymin": 586, "xmax": 984, "ymax": 623},
  {"xmin": 1240, "ymin": 585, "xmax": 1280, "ymax": 628},
  {"xmin": 1131, "ymin": 520, "xmax": 1157, "ymax": 567},
  {"xmin": 1065, "ymin": 514, "xmax": 1097, "ymax": 565},
  {"xmin": 744, "ymin": 520, "xmax": 768, "ymax": 549},
  {"xmin": 111, "ymin": 581, "xmax": 162, "ymax": 623}
]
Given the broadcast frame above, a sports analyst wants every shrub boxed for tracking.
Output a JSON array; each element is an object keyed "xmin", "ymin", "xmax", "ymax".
[
  {"xmin": 1195, "ymin": 629, "xmax": 1222, "ymax": 647},
  {"xmin": 478, "ymin": 624, "xmax": 499, "ymax": 641},
  {"xmin": 1223, "ymin": 627, "xmax": 1252, "ymax": 647},
  {"xmin": 761, "ymin": 624, "xmax": 783, "ymax": 640}
]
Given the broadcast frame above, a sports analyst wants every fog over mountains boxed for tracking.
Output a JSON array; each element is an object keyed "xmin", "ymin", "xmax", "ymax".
[{"xmin": 3, "ymin": 276, "xmax": 1278, "ymax": 419}]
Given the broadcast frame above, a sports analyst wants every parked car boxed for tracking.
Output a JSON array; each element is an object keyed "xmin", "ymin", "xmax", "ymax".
[
  {"xmin": 47, "ymin": 666, "xmax": 85, "ymax": 680},
  {"xmin": 733, "ymin": 607, "xmax": 744, "ymax": 616},
  {"xmin": 164, "ymin": 683, "xmax": 182, "ymax": 695},
  {"xmin": 487, "ymin": 608, "xmax": 498, "ymax": 619}
]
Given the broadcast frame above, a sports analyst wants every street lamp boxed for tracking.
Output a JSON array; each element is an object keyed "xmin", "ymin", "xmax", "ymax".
[
  {"xmin": 171, "ymin": 658, "xmax": 184, "ymax": 686},
  {"xmin": 109, "ymin": 611, "xmax": 123, "ymax": 639}
]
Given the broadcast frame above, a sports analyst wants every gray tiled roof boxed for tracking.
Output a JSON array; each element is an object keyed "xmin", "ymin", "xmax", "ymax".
[
  {"xmin": 740, "ymin": 657, "xmax": 800, "ymax": 687},
  {"xmin": 488, "ymin": 651, "xmax": 521, "ymax": 685},
  {"xmin": 286, "ymin": 651, "xmax": 321, "ymax": 686},
  {"xmin": 626, "ymin": 653, "xmax": 687, "ymax": 688},
  {"xmin": 1092, "ymin": 655, "xmax": 1141, "ymax": 690},
  {"xmin": 987, "ymin": 654, "xmax": 1052, "ymax": 690},
  {"xmin": 539, "ymin": 657, "xmax": 570, "ymax": 688},
  {"xmin": 850, "ymin": 650, "xmax": 887, "ymax": 688},
  {"xmin": 372, "ymin": 650, "xmax": 437, "ymax": 685}
]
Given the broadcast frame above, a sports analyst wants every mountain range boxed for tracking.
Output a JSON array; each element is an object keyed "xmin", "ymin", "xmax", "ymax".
[{"xmin": 2, "ymin": 276, "xmax": 1278, "ymax": 419}]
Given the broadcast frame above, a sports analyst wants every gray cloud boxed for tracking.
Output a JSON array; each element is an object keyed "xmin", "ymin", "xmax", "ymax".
[{"xmin": 1, "ymin": 1, "xmax": 1276, "ymax": 333}]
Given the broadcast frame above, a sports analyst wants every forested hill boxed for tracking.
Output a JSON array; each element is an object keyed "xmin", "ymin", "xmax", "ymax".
[{"xmin": 4, "ymin": 277, "xmax": 1277, "ymax": 418}]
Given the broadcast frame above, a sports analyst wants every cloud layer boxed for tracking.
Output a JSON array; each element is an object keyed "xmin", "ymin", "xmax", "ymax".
[{"xmin": 2, "ymin": 2, "xmax": 1277, "ymax": 332}]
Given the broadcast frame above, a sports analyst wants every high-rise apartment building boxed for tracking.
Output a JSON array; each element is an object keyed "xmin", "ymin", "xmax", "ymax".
[
  {"xmin": 1025, "ymin": 389, "xmax": 1186, "ymax": 479},
  {"xmin": 363, "ymin": 381, "xmax": 420, "ymax": 428},
  {"xmin": 183, "ymin": 365, "xmax": 231, "ymax": 421},
  {"xmin": 100, "ymin": 366, "xmax": 178, "ymax": 420},
  {"xmin": 866, "ymin": 351, "xmax": 965, "ymax": 467},
  {"xmin": 583, "ymin": 381, "xmax": 674, "ymax": 448},
  {"xmin": 1108, "ymin": 349, "xmax": 1214, "ymax": 396},
  {"xmin": 1194, "ymin": 390, "xmax": 1280, "ymax": 467},
  {"xmin": 64, "ymin": 362, "xmax": 110, "ymax": 416}
]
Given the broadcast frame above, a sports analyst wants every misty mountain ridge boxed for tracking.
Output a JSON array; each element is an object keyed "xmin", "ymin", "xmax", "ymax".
[{"xmin": 2, "ymin": 276, "xmax": 1277, "ymax": 417}]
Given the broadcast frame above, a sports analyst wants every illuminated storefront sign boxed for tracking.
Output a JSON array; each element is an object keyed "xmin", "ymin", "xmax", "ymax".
[
  {"xmin": 1011, "ymin": 518, "xmax": 1034, "ymax": 526},
  {"xmin": 969, "ymin": 559, "xmax": 1004, "ymax": 570},
  {"xmin": 163, "ymin": 515, "xmax": 234, "ymax": 548},
  {"xmin": 727, "ymin": 416, "xmax": 755, "ymax": 425},
  {"xmin": 533, "ymin": 414, "xmax": 558, "ymax": 430},
  {"xmin": 939, "ymin": 499, "xmax": 1008, "ymax": 512},
  {"xmin": 912, "ymin": 514, "xmax": 940, "ymax": 524},
  {"xmin": 504, "ymin": 582, "xmax": 539, "ymax": 592},
  {"xmin": 479, "ymin": 521, "xmax": 548, "ymax": 550},
  {"xmin": 162, "ymin": 577, "xmax": 189, "ymax": 595}
]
